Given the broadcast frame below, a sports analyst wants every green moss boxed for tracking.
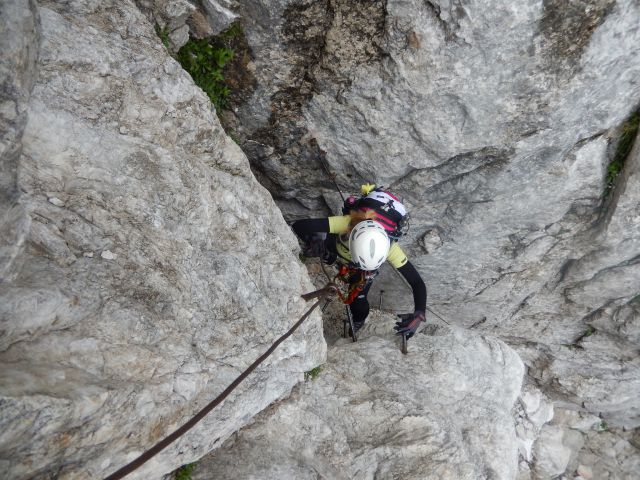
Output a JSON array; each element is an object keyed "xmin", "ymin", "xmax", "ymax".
[
  {"xmin": 175, "ymin": 462, "xmax": 197, "ymax": 480},
  {"xmin": 228, "ymin": 130, "xmax": 241, "ymax": 145},
  {"xmin": 606, "ymin": 111, "xmax": 640, "ymax": 195},
  {"xmin": 305, "ymin": 366, "xmax": 323, "ymax": 380}
]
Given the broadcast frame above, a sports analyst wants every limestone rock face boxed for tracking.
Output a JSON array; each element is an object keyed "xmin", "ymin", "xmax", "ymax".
[
  {"xmin": 0, "ymin": 0, "xmax": 38, "ymax": 283},
  {"xmin": 229, "ymin": 0, "xmax": 640, "ymax": 329},
  {"xmin": 3, "ymin": 0, "xmax": 640, "ymax": 478},
  {"xmin": 194, "ymin": 316, "xmax": 525, "ymax": 480},
  {"xmin": 227, "ymin": 0, "xmax": 639, "ymax": 213},
  {"xmin": 0, "ymin": 1, "xmax": 325, "ymax": 479},
  {"xmin": 520, "ymin": 407, "xmax": 640, "ymax": 480},
  {"xmin": 221, "ymin": 0, "xmax": 640, "ymax": 462}
]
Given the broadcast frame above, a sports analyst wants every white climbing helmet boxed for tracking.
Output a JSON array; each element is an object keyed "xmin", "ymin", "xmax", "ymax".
[{"xmin": 349, "ymin": 220, "xmax": 390, "ymax": 271}]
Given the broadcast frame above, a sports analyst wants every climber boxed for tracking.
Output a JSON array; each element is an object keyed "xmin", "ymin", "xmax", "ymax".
[{"xmin": 292, "ymin": 184, "xmax": 427, "ymax": 338}]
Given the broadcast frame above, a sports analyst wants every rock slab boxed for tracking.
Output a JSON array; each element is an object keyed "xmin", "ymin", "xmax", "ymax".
[{"xmin": 195, "ymin": 316, "xmax": 525, "ymax": 480}]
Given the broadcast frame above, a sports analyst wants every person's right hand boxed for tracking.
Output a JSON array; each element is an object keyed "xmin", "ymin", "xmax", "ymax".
[{"xmin": 394, "ymin": 311, "xmax": 425, "ymax": 339}]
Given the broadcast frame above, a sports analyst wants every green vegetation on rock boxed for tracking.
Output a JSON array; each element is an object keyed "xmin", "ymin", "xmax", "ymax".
[
  {"xmin": 605, "ymin": 110, "xmax": 640, "ymax": 195},
  {"xmin": 563, "ymin": 324, "xmax": 597, "ymax": 350},
  {"xmin": 155, "ymin": 23, "xmax": 245, "ymax": 111},
  {"xmin": 305, "ymin": 365, "xmax": 323, "ymax": 380},
  {"xmin": 175, "ymin": 462, "xmax": 197, "ymax": 480},
  {"xmin": 176, "ymin": 38, "xmax": 234, "ymax": 110},
  {"xmin": 219, "ymin": 22, "xmax": 244, "ymax": 42},
  {"xmin": 583, "ymin": 325, "xmax": 596, "ymax": 337}
]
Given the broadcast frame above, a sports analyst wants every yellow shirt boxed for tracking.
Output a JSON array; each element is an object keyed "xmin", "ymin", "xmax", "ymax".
[{"xmin": 328, "ymin": 215, "xmax": 408, "ymax": 269}]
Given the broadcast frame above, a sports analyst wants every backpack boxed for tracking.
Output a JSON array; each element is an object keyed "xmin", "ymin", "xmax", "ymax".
[{"xmin": 342, "ymin": 184, "xmax": 409, "ymax": 240}]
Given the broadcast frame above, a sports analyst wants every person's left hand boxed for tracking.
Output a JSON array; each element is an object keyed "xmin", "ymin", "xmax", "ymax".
[{"xmin": 394, "ymin": 310, "xmax": 425, "ymax": 339}]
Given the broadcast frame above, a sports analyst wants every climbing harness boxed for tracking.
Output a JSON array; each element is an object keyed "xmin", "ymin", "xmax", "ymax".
[
  {"xmin": 104, "ymin": 285, "xmax": 333, "ymax": 480},
  {"xmin": 320, "ymin": 260, "xmax": 378, "ymax": 343},
  {"xmin": 315, "ymin": 251, "xmax": 363, "ymax": 342},
  {"xmin": 333, "ymin": 264, "xmax": 376, "ymax": 305}
]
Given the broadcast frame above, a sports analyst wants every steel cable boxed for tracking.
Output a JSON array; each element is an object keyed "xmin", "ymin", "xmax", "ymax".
[{"xmin": 103, "ymin": 292, "xmax": 328, "ymax": 480}]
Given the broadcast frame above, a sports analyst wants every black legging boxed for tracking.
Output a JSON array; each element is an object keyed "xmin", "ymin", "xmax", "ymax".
[{"xmin": 349, "ymin": 279, "xmax": 373, "ymax": 326}]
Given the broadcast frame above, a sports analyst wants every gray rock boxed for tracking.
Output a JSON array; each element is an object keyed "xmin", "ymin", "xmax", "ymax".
[
  {"xmin": 3, "ymin": 0, "xmax": 640, "ymax": 478},
  {"xmin": 0, "ymin": 1, "xmax": 325, "ymax": 479},
  {"xmin": 514, "ymin": 383, "xmax": 555, "ymax": 464},
  {"xmin": 528, "ymin": 407, "xmax": 640, "ymax": 480},
  {"xmin": 575, "ymin": 428, "xmax": 640, "ymax": 480},
  {"xmin": 195, "ymin": 316, "xmax": 525, "ymax": 480},
  {"xmin": 225, "ymin": 0, "xmax": 640, "ymax": 449},
  {"xmin": 507, "ymin": 135, "xmax": 640, "ymax": 430},
  {"xmin": 168, "ymin": 23, "xmax": 190, "ymax": 50},
  {"xmin": 200, "ymin": 0, "xmax": 239, "ymax": 35},
  {"xmin": 0, "ymin": 0, "xmax": 39, "ymax": 283},
  {"xmin": 533, "ymin": 422, "xmax": 584, "ymax": 479},
  {"xmin": 136, "ymin": 0, "xmax": 223, "ymax": 50},
  {"xmin": 100, "ymin": 250, "xmax": 117, "ymax": 261}
]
